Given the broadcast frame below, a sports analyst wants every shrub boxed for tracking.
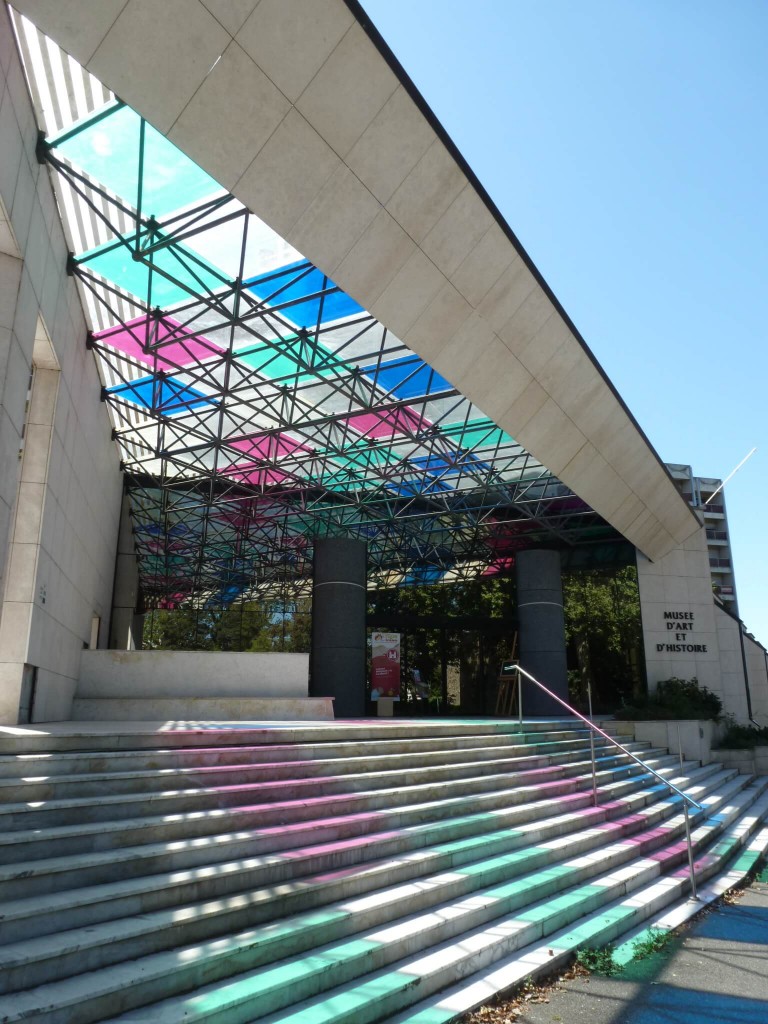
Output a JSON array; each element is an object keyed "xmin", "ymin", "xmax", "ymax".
[
  {"xmin": 631, "ymin": 927, "xmax": 672, "ymax": 959},
  {"xmin": 614, "ymin": 676, "xmax": 722, "ymax": 721},
  {"xmin": 575, "ymin": 944, "xmax": 620, "ymax": 975},
  {"xmin": 718, "ymin": 722, "xmax": 768, "ymax": 749}
]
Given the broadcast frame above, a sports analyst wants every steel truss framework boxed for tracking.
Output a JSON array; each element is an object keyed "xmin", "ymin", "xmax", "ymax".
[{"xmin": 19, "ymin": 17, "xmax": 618, "ymax": 608}]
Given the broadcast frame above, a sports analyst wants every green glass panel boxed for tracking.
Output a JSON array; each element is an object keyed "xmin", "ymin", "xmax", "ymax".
[
  {"xmin": 320, "ymin": 468, "xmax": 367, "ymax": 492},
  {"xmin": 54, "ymin": 104, "xmax": 220, "ymax": 215},
  {"xmin": 440, "ymin": 418, "xmax": 516, "ymax": 451},
  {"xmin": 328, "ymin": 442, "xmax": 394, "ymax": 473},
  {"xmin": 237, "ymin": 336, "xmax": 351, "ymax": 382},
  {"xmin": 79, "ymin": 236, "xmax": 228, "ymax": 308}
]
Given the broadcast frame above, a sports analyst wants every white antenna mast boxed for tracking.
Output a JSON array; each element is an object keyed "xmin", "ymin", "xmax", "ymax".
[{"xmin": 704, "ymin": 447, "xmax": 757, "ymax": 504}]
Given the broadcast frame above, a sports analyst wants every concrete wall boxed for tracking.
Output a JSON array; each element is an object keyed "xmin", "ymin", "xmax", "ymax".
[
  {"xmin": 611, "ymin": 717, "xmax": 726, "ymax": 766},
  {"xmin": 713, "ymin": 603, "xmax": 753, "ymax": 724},
  {"xmin": 0, "ymin": 12, "xmax": 122, "ymax": 724},
  {"xmin": 742, "ymin": 627, "xmax": 768, "ymax": 726},
  {"xmin": 78, "ymin": 650, "xmax": 309, "ymax": 698}
]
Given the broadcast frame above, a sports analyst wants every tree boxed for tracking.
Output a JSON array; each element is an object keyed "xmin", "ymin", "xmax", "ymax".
[
  {"xmin": 142, "ymin": 597, "xmax": 313, "ymax": 653},
  {"xmin": 562, "ymin": 566, "xmax": 643, "ymax": 711}
]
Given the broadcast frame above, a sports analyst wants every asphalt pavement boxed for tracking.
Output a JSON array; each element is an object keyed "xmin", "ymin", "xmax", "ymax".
[{"xmin": 518, "ymin": 875, "xmax": 768, "ymax": 1024}]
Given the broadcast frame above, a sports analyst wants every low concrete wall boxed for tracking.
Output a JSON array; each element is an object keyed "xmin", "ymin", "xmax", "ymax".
[
  {"xmin": 712, "ymin": 745, "xmax": 768, "ymax": 776},
  {"xmin": 78, "ymin": 650, "xmax": 309, "ymax": 698},
  {"xmin": 610, "ymin": 718, "xmax": 726, "ymax": 765},
  {"xmin": 69, "ymin": 696, "xmax": 333, "ymax": 721}
]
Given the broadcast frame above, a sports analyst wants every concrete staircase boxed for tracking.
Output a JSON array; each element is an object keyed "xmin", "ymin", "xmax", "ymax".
[{"xmin": 0, "ymin": 718, "xmax": 766, "ymax": 1024}]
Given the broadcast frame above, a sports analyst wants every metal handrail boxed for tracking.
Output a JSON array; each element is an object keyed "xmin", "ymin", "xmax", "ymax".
[{"xmin": 511, "ymin": 663, "xmax": 702, "ymax": 898}]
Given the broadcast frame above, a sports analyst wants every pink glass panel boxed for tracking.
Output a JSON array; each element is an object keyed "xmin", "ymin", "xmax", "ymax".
[
  {"xmin": 345, "ymin": 406, "xmax": 427, "ymax": 439},
  {"xmin": 95, "ymin": 315, "xmax": 225, "ymax": 369},
  {"xmin": 222, "ymin": 463, "xmax": 287, "ymax": 487},
  {"xmin": 228, "ymin": 433, "xmax": 308, "ymax": 460}
]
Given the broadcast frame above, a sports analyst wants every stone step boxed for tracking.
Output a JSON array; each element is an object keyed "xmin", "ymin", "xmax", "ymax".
[
  {"xmin": 0, "ymin": 737, "xmax": 642, "ymax": 802},
  {"xmin": 6, "ymin": 776, "xmax": 762, "ymax": 1024},
  {"xmin": 0, "ymin": 719, "xmax": 580, "ymax": 754},
  {"xmin": 253, "ymin": 786, "xmax": 768, "ymax": 1024},
  {"xmin": 382, "ymin": 806, "xmax": 768, "ymax": 1024},
  {"xmin": 0, "ymin": 763, "xmax": 732, "ymax": 947},
  {"xmin": 0, "ymin": 729, "xmax": 592, "ymax": 779},
  {"xmin": 0, "ymin": 761, "xmax": 726, "ymax": 911},
  {"xmin": 0, "ymin": 746, "xmax": 674, "ymax": 833},
  {"xmin": 0, "ymin": 749, "xmax": 679, "ymax": 862}
]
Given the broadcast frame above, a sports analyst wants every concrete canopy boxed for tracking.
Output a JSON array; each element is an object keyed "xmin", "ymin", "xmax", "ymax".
[{"xmin": 10, "ymin": 0, "xmax": 700, "ymax": 588}]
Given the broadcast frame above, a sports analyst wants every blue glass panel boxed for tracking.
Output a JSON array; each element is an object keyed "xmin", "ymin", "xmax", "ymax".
[
  {"xmin": 405, "ymin": 567, "xmax": 445, "ymax": 584},
  {"xmin": 409, "ymin": 453, "xmax": 488, "ymax": 477},
  {"xmin": 245, "ymin": 261, "xmax": 364, "ymax": 327},
  {"xmin": 386, "ymin": 478, "xmax": 451, "ymax": 497},
  {"xmin": 361, "ymin": 356, "xmax": 453, "ymax": 401},
  {"xmin": 108, "ymin": 375, "xmax": 216, "ymax": 413}
]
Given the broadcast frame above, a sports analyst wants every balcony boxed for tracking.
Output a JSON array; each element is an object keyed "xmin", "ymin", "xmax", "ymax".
[{"xmin": 709, "ymin": 558, "xmax": 732, "ymax": 572}]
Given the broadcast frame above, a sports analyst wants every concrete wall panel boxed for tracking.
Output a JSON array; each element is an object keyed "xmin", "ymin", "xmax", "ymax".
[
  {"xmin": 637, "ymin": 528, "xmax": 752, "ymax": 722},
  {"xmin": 0, "ymin": 9, "xmax": 122, "ymax": 723},
  {"xmin": 78, "ymin": 650, "xmax": 309, "ymax": 698},
  {"xmin": 235, "ymin": 0, "xmax": 351, "ymax": 103}
]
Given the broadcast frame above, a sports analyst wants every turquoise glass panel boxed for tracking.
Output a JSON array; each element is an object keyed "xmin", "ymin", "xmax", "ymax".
[
  {"xmin": 327, "ymin": 442, "xmax": 393, "ymax": 473},
  {"xmin": 440, "ymin": 419, "xmax": 516, "ymax": 452},
  {"xmin": 79, "ymin": 236, "xmax": 228, "ymax": 308},
  {"xmin": 54, "ymin": 104, "xmax": 220, "ymax": 215},
  {"xmin": 237, "ymin": 336, "xmax": 351, "ymax": 382}
]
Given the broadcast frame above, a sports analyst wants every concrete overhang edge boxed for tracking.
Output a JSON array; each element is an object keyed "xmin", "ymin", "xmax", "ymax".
[{"xmin": 9, "ymin": 0, "xmax": 701, "ymax": 562}]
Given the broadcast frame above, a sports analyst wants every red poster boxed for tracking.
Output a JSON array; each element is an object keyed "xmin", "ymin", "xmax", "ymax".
[{"xmin": 370, "ymin": 631, "xmax": 401, "ymax": 700}]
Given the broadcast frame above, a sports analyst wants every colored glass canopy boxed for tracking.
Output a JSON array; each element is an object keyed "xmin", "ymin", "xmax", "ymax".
[{"xmin": 16, "ymin": 14, "xmax": 616, "ymax": 606}]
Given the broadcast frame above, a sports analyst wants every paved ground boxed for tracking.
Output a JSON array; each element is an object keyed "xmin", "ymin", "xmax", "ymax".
[{"xmin": 513, "ymin": 875, "xmax": 768, "ymax": 1024}]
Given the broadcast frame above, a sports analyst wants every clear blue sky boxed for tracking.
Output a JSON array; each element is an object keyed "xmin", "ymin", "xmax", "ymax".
[{"xmin": 362, "ymin": 0, "xmax": 768, "ymax": 640}]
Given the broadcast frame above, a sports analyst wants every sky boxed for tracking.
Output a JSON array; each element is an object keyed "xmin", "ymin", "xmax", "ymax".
[{"xmin": 362, "ymin": 0, "xmax": 768, "ymax": 639}]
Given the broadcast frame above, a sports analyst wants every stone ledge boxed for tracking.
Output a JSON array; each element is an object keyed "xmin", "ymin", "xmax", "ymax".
[{"xmin": 712, "ymin": 745, "xmax": 768, "ymax": 776}]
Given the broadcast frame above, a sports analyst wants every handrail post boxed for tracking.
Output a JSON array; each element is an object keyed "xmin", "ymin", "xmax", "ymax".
[
  {"xmin": 678, "ymin": 724, "xmax": 699, "ymax": 900},
  {"xmin": 517, "ymin": 670, "xmax": 523, "ymax": 729},
  {"xmin": 587, "ymin": 681, "xmax": 598, "ymax": 807}
]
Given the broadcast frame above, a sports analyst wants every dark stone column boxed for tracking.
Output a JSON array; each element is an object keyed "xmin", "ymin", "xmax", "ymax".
[
  {"xmin": 516, "ymin": 549, "xmax": 568, "ymax": 716},
  {"xmin": 310, "ymin": 538, "xmax": 367, "ymax": 717}
]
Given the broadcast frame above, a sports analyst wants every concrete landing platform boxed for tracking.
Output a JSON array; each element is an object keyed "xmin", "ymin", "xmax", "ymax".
[{"xmin": 0, "ymin": 717, "xmax": 577, "ymax": 752}]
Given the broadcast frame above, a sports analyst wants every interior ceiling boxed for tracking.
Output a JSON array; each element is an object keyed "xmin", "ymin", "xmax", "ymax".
[{"xmin": 11, "ymin": 11, "xmax": 626, "ymax": 605}]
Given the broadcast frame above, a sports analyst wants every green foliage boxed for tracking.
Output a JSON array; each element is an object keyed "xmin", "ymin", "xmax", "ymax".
[
  {"xmin": 142, "ymin": 598, "xmax": 312, "ymax": 653},
  {"xmin": 575, "ymin": 944, "xmax": 620, "ymax": 975},
  {"xmin": 719, "ymin": 722, "xmax": 768, "ymax": 749},
  {"xmin": 562, "ymin": 566, "xmax": 643, "ymax": 712},
  {"xmin": 615, "ymin": 676, "xmax": 722, "ymax": 721},
  {"xmin": 631, "ymin": 927, "xmax": 671, "ymax": 959}
]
